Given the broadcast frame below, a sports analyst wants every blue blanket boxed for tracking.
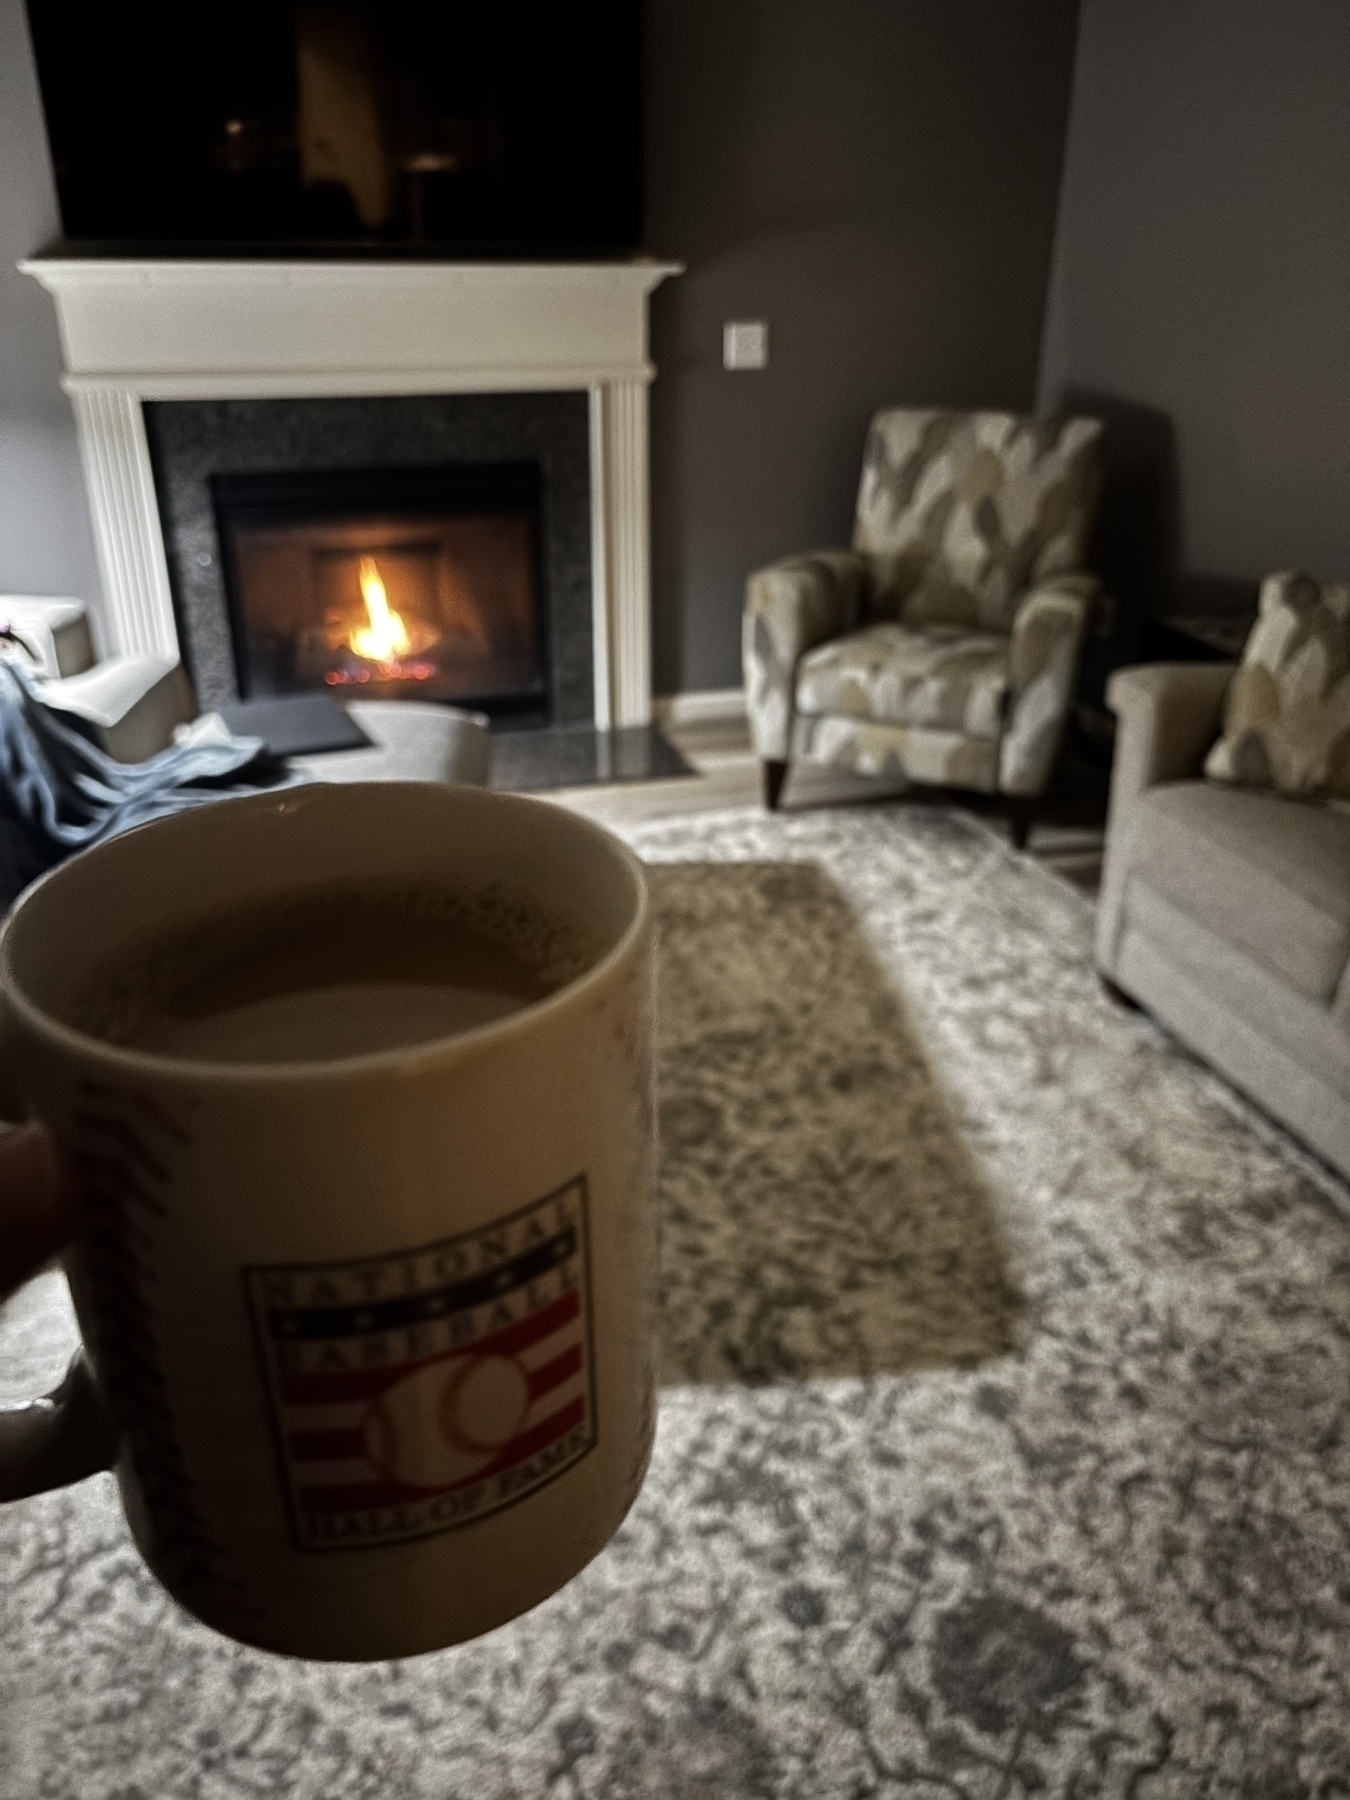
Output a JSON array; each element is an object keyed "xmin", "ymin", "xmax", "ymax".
[{"xmin": 0, "ymin": 663, "xmax": 298, "ymax": 904}]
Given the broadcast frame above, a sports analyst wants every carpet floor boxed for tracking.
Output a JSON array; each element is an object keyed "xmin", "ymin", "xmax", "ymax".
[{"xmin": 2, "ymin": 803, "xmax": 1348, "ymax": 1798}]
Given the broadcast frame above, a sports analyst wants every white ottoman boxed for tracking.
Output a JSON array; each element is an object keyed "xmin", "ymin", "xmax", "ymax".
[{"xmin": 289, "ymin": 699, "xmax": 492, "ymax": 787}]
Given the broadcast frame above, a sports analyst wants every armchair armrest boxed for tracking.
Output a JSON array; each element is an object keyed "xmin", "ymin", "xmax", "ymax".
[
  {"xmin": 1104, "ymin": 661, "xmax": 1236, "ymax": 822},
  {"xmin": 743, "ymin": 550, "xmax": 868, "ymax": 759},
  {"xmin": 998, "ymin": 574, "xmax": 1096, "ymax": 797},
  {"xmin": 1095, "ymin": 660, "xmax": 1236, "ymax": 974}
]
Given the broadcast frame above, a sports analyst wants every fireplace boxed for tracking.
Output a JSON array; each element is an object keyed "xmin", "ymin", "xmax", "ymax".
[
  {"xmin": 20, "ymin": 258, "xmax": 681, "ymax": 728},
  {"xmin": 213, "ymin": 462, "xmax": 546, "ymax": 719},
  {"xmin": 143, "ymin": 391, "xmax": 596, "ymax": 721}
]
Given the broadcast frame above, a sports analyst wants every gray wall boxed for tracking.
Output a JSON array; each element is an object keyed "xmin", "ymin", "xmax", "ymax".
[
  {"xmin": 0, "ymin": 0, "xmax": 103, "ymax": 614},
  {"xmin": 1039, "ymin": 0, "xmax": 1350, "ymax": 622},
  {"xmin": 645, "ymin": 0, "xmax": 1081, "ymax": 693}
]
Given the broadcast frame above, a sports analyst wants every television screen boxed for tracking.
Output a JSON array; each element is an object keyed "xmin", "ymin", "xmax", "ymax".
[{"xmin": 25, "ymin": 0, "xmax": 643, "ymax": 255}]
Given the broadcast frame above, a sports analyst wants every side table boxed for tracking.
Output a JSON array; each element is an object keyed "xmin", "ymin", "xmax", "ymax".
[{"xmin": 1144, "ymin": 611, "xmax": 1255, "ymax": 664}]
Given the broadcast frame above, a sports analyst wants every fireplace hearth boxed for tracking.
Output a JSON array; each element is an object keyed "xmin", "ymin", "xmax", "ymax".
[{"xmin": 214, "ymin": 462, "xmax": 546, "ymax": 719}]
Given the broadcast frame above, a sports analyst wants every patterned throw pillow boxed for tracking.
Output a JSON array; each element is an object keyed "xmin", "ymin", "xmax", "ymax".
[
  {"xmin": 1204, "ymin": 571, "xmax": 1350, "ymax": 800},
  {"xmin": 850, "ymin": 409, "xmax": 1102, "ymax": 632}
]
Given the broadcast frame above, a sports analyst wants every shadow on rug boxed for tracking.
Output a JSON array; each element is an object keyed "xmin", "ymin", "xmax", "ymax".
[{"xmin": 650, "ymin": 862, "xmax": 1021, "ymax": 1385}]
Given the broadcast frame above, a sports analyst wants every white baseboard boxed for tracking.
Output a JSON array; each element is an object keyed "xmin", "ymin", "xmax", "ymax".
[{"xmin": 653, "ymin": 687, "xmax": 746, "ymax": 727}]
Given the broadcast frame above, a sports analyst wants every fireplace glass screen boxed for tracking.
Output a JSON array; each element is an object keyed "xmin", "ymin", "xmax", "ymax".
[{"xmin": 212, "ymin": 463, "xmax": 547, "ymax": 717}]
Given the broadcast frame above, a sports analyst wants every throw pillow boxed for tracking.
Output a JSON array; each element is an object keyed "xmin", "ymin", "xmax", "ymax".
[{"xmin": 1204, "ymin": 571, "xmax": 1350, "ymax": 799}]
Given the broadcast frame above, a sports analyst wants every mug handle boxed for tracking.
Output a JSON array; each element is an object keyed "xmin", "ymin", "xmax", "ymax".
[
  {"xmin": 0, "ymin": 1114, "xmax": 119, "ymax": 1502},
  {"xmin": 0, "ymin": 1346, "xmax": 118, "ymax": 1501}
]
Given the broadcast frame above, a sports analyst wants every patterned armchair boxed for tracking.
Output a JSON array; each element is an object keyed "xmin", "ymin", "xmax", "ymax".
[{"xmin": 744, "ymin": 409, "xmax": 1104, "ymax": 839}]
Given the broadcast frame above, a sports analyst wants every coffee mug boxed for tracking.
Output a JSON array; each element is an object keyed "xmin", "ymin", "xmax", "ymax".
[{"xmin": 0, "ymin": 782, "xmax": 656, "ymax": 1660}]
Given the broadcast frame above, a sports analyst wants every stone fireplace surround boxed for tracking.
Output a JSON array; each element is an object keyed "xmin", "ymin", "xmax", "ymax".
[
  {"xmin": 20, "ymin": 258, "xmax": 680, "ymax": 728},
  {"xmin": 145, "ymin": 391, "xmax": 592, "ymax": 721}
]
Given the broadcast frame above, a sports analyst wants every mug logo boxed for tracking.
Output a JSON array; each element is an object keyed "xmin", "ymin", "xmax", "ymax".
[{"xmin": 244, "ymin": 1178, "xmax": 596, "ymax": 1552}]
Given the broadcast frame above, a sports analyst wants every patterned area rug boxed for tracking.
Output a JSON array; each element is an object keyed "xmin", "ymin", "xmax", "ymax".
[{"xmin": 3, "ymin": 804, "xmax": 1349, "ymax": 1798}]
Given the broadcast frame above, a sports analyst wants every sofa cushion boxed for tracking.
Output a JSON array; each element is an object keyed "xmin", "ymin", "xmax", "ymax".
[
  {"xmin": 790, "ymin": 712, "xmax": 1001, "ymax": 793},
  {"xmin": 794, "ymin": 622, "xmax": 1008, "ymax": 738},
  {"xmin": 1204, "ymin": 570, "xmax": 1350, "ymax": 800},
  {"xmin": 1116, "ymin": 894, "xmax": 1350, "ymax": 1178},
  {"xmin": 1121, "ymin": 882, "xmax": 1350, "ymax": 1094},
  {"xmin": 850, "ymin": 409, "xmax": 1101, "ymax": 631},
  {"xmin": 1126, "ymin": 780, "xmax": 1350, "ymax": 1002}
]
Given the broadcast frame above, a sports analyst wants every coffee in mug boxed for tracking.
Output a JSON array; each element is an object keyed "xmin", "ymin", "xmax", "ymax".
[{"xmin": 71, "ymin": 883, "xmax": 587, "ymax": 1063}]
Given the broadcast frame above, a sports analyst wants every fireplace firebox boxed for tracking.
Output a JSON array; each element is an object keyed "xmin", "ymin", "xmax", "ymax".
[{"xmin": 212, "ymin": 462, "xmax": 547, "ymax": 720}]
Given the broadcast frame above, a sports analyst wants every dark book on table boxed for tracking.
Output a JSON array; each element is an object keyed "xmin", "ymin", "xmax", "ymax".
[{"xmin": 215, "ymin": 694, "xmax": 372, "ymax": 758}]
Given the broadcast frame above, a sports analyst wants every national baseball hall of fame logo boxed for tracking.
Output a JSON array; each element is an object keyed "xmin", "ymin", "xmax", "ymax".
[{"xmin": 244, "ymin": 1179, "xmax": 596, "ymax": 1551}]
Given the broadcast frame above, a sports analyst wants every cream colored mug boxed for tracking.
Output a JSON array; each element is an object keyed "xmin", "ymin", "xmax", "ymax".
[{"xmin": 0, "ymin": 782, "xmax": 656, "ymax": 1660}]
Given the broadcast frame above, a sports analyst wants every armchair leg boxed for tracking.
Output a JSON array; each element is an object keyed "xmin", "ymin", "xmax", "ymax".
[
  {"xmin": 1007, "ymin": 797, "xmax": 1034, "ymax": 851},
  {"xmin": 763, "ymin": 759, "xmax": 788, "ymax": 811}
]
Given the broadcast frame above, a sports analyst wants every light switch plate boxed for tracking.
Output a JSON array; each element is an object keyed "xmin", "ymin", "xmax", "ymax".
[{"xmin": 723, "ymin": 320, "xmax": 769, "ymax": 370}]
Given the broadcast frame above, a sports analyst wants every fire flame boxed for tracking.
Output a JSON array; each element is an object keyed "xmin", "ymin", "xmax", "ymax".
[{"xmin": 350, "ymin": 556, "xmax": 411, "ymax": 664}]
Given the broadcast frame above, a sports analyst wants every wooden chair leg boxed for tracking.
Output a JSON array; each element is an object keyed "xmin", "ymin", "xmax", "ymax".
[
  {"xmin": 1007, "ymin": 797, "xmax": 1034, "ymax": 850},
  {"xmin": 763, "ymin": 759, "xmax": 788, "ymax": 811}
]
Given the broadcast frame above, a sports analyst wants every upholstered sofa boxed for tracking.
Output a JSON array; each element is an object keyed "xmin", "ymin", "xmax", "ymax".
[
  {"xmin": 1096, "ymin": 661, "xmax": 1350, "ymax": 1179},
  {"xmin": 743, "ymin": 408, "xmax": 1103, "ymax": 838}
]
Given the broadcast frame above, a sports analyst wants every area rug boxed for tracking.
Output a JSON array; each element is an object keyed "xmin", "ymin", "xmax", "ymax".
[{"xmin": 3, "ymin": 803, "xmax": 1349, "ymax": 1798}]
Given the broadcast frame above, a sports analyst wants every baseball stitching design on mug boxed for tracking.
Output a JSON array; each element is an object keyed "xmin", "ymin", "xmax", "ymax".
[
  {"xmin": 243, "ymin": 1178, "xmax": 597, "ymax": 1553},
  {"xmin": 72, "ymin": 1080, "xmax": 245, "ymax": 1609}
]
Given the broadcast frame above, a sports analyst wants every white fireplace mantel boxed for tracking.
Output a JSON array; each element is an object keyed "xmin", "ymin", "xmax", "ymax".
[{"xmin": 21, "ymin": 256, "xmax": 682, "ymax": 728}]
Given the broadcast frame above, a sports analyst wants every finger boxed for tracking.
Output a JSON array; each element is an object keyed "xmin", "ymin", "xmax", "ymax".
[{"xmin": 0, "ymin": 1122, "xmax": 75, "ymax": 1297}]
